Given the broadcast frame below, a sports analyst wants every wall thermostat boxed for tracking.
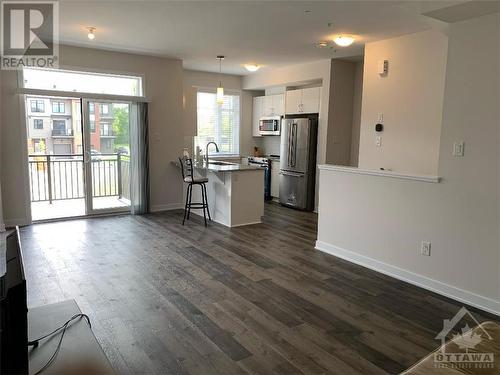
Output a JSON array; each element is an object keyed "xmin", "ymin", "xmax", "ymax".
[
  {"xmin": 375, "ymin": 123, "xmax": 384, "ymax": 132},
  {"xmin": 378, "ymin": 59, "xmax": 388, "ymax": 76}
]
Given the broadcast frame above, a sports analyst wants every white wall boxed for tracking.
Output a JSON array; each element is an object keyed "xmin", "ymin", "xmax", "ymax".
[
  {"xmin": 1, "ymin": 45, "xmax": 185, "ymax": 222},
  {"xmin": 317, "ymin": 14, "xmax": 500, "ymax": 314},
  {"xmin": 183, "ymin": 69, "xmax": 262, "ymax": 157},
  {"xmin": 358, "ymin": 30, "xmax": 448, "ymax": 175}
]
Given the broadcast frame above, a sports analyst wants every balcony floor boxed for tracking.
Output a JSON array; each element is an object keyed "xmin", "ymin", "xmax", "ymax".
[{"xmin": 31, "ymin": 197, "xmax": 130, "ymax": 221}]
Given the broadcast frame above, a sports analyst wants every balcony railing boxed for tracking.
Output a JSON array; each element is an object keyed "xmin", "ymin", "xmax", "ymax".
[
  {"xmin": 51, "ymin": 128, "xmax": 74, "ymax": 137},
  {"xmin": 100, "ymin": 128, "xmax": 115, "ymax": 137},
  {"xmin": 28, "ymin": 153, "xmax": 130, "ymax": 203}
]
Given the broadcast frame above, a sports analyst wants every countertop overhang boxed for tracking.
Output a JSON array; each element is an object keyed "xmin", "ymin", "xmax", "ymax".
[{"xmin": 172, "ymin": 160, "xmax": 263, "ymax": 172}]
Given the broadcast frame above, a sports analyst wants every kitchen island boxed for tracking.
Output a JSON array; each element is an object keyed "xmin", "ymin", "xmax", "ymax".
[{"xmin": 174, "ymin": 160, "xmax": 265, "ymax": 227}]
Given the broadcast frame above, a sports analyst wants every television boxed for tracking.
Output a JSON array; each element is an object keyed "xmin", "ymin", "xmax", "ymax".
[{"xmin": 0, "ymin": 228, "xmax": 29, "ymax": 375}]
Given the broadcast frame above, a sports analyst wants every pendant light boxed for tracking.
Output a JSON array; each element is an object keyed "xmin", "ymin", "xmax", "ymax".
[{"xmin": 216, "ymin": 55, "xmax": 225, "ymax": 104}]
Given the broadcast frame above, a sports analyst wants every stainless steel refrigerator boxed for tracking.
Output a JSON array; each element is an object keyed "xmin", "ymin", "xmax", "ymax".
[{"xmin": 279, "ymin": 115, "xmax": 318, "ymax": 211}]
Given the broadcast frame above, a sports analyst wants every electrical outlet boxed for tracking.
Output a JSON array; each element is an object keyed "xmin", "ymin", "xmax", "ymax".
[
  {"xmin": 421, "ymin": 241, "xmax": 431, "ymax": 256},
  {"xmin": 375, "ymin": 136, "xmax": 382, "ymax": 147},
  {"xmin": 453, "ymin": 141, "xmax": 465, "ymax": 157}
]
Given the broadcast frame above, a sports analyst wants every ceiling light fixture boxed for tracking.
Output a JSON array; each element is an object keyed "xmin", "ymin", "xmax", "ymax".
[
  {"xmin": 87, "ymin": 27, "xmax": 96, "ymax": 40},
  {"xmin": 216, "ymin": 55, "xmax": 225, "ymax": 104},
  {"xmin": 333, "ymin": 35, "xmax": 355, "ymax": 47},
  {"xmin": 315, "ymin": 41, "xmax": 329, "ymax": 48},
  {"xmin": 244, "ymin": 64, "xmax": 260, "ymax": 72}
]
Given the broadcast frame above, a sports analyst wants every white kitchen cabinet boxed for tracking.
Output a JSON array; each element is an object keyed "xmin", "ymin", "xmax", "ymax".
[
  {"xmin": 272, "ymin": 94, "xmax": 285, "ymax": 116},
  {"xmin": 271, "ymin": 160, "xmax": 280, "ymax": 198},
  {"xmin": 301, "ymin": 87, "xmax": 321, "ymax": 114},
  {"xmin": 261, "ymin": 94, "xmax": 285, "ymax": 117},
  {"xmin": 285, "ymin": 87, "xmax": 321, "ymax": 115},
  {"xmin": 285, "ymin": 89, "xmax": 302, "ymax": 115},
  {"xmin": 252, "ymin": 96, "xmax": 263, "ymax": 137}
]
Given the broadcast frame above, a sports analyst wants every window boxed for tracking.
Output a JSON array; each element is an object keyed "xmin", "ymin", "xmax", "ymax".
[
  {"xmin": 23, "ymin": 68, "xmax": 143, "ymax": 96},
  {"xmin": 90, "ymin": 120, "xmax": 96, "ymax": 133},
  {"xmin": 194, "ymin": 90, "xmax": 240, "ymax": 155},
  {"xmin": 30, "ymin": 100, "xmax": 44, "ymax": 112},
  {"xmin": 89, "ymin": 102, "xmax": 95, "ymax": 114},
  {"xmin": 100, "ymin": 104, "xmax": 109, "ymax": 115},
  {"xmin": 52, "ymin": 101, "xmax": 65, "ymax": 113},
  {"xmin": 33, "ymin": 119, "xmax": 43, "ymax": 129},
  {"xmin": 32, "ymin": 138, "xmax": 45, "ymax": 153},
  {"xmin": 52, "ymin": 120, "xmax": 67, "ymax": 136}
]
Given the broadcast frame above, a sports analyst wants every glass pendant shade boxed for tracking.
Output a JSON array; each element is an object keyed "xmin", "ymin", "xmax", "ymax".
[{"xmin": 216, "ymin": 86, "xmax": 224, "ymax": 104}]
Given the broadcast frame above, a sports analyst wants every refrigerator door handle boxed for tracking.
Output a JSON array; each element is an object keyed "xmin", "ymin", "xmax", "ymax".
[
  {"xmin": 287, "ymin": 122, "xmax": 292, "ymax": 167},
  {"xmin": 281, "ymin": 170, "xmax": 304, "ymax": 177},
  {"xmin": 291, "ymin": 122, "xmax": 297, "ymax": 167}
]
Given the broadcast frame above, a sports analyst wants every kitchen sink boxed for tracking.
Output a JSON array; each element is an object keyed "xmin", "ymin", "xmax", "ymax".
[{"xmin": 208, "ymin": 161, "xmax": 235, "ymax": 166}]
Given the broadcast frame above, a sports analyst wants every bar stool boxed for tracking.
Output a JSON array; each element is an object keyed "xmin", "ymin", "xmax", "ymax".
[{"xmin": 178, "ymin": 157, "xmax": 211, "ymax": 227}]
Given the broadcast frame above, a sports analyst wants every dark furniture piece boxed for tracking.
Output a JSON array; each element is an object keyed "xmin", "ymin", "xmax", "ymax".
[
  {"xmin": 0, "ymin": 228, "xmax": 29, "ymax": 375},
  {"xmin": 179, "ymin": 157, "xmax": 211, "ymax": 227}
]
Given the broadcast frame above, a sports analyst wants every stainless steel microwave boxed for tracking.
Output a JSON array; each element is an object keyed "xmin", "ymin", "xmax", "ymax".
[{"xmin": 259, "ymin": 116, "xmax": 281, "ymax": 136}]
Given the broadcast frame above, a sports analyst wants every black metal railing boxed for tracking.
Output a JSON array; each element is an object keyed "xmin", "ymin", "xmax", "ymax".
[{"xmin": 28, "ymin": 153, "xmax": 130, "ymax": 203}]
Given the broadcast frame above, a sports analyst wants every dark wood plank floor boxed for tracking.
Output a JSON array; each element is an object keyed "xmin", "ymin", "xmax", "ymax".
[{"xmin": 20, "ymin": 203, "xmax": 497, "ymax": 375}]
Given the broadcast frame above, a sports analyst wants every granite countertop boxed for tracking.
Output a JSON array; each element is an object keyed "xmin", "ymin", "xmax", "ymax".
[{"xmin": 172, "ymin": 160, "xmax": 262, "ymax": 172}]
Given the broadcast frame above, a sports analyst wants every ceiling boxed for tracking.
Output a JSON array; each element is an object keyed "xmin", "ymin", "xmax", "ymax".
[{"xmin": 57, "ymin": 1, "xmax": 449, "ymax": 75}]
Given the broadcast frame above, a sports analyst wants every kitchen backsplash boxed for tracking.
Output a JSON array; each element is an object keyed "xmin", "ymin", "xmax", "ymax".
[{"xmin": 262, "ymin": 136, "xmax": 281, "ymax": 156}]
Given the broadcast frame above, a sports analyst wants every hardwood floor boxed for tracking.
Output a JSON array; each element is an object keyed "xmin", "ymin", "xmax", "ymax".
[{"xmin": 20, "ymin": 203, "xmax": 497, "ymax": 374}]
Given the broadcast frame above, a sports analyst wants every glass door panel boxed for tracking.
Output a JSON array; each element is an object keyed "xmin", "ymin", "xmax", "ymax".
[{"xmin": 82, "ymin": 100, "xmax": 131, "ymax": 214}]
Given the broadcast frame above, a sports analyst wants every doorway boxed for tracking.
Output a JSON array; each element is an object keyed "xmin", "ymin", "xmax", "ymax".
[{"xmin": 26, "ymin": 95, "xmax": 132, "ymax": 220}]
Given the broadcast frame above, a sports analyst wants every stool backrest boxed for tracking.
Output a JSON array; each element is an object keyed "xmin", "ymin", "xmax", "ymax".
[{"xmin": 178, "ymin": 157, "xmax": 194, "ymax": 180}]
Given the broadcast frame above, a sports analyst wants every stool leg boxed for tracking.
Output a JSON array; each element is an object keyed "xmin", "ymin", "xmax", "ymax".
[
  {"xmin": 201, "ymin": 185, "xmax": 208, "ymax": 227},
  {"xmin": 186, "ymin": 184, "xmax": 193, "ymax": 220},
  {"xmin": 182, "ymin": 184, "xmax": 190, "ymax": 225},
  {"xmin": 202, "ymin": 183, "xmax": 211, "ymax": 221}
]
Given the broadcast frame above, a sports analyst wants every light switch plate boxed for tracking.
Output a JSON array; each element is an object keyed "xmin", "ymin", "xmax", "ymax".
[{"xmin": 453, "ymin": 141, "xmax": 465, "ymax": 157}]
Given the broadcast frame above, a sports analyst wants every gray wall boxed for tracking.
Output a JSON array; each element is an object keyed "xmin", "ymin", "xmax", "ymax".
[{"xmin": 1, "ymin": 45, "xmax": 185, "ymax": 223}]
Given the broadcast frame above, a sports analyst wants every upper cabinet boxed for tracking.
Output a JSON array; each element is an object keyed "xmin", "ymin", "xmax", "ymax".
[
  {"xmin": 252, "ymin": 96, "xmax": 263, "ymax": 137},
  {"xmin": 285, "ymin": 87, "xmax": 321, "ymax": 115},
  {"xmin": 252, "ymin": 94, "xmax": 285, "ymax": 137},
  {"xmin": 261, "ymin": 94, "xmax": 285, "ymax": 117}
]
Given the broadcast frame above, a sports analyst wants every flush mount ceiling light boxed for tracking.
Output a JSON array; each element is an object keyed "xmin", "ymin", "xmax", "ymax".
[
  {"xmin": 315, "ymin": 41, "xmax": 329, "ymax": 48},
  {"xmin": 244, "ymin": 64, "xmax": 260, "ymax": 72},
  {"xmin": 333, "ymin": 35, "xmax": 355, "ymax": 47},
  {"xmin": 216, "ymin": 55, "xmax": 225, "ymax": 104},
  {"xmin": 87, "ymin": 27, "xmax": 96, "ymax": 40}
]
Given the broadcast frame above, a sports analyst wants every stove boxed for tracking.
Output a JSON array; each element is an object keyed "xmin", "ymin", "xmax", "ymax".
[{"xmin": 247, "ymin": 156, "xmax": 272, "ymax": 201}]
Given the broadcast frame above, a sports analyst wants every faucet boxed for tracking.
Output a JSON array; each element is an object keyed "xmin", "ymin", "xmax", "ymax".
[{"xmin": 205, "ymin": 142, "xmax": 220, "ymax": 164}]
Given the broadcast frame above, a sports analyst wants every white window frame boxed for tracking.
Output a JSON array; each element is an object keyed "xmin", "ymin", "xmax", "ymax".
[{"xmin": 195, "ymin": 88, "xmax": 242, "ymax": 157}]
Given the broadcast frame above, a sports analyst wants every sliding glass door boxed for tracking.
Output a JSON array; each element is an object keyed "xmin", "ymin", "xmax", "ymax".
[{"xmin": 82, "ymin": 100, "xmax": 131, "ymax": 214}]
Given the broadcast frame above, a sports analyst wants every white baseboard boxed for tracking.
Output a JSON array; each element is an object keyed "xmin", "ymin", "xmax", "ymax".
[
  {"xmin": 231, "ymin": 220, "xmax": 262, "ymax": 228},
  {"xmin": 150, "ymin": 203, "xmax": 184, "ymax": 213},
  {"xmin": 315, "ymin": 240, "xmax": 500, "ymax": 316}
]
